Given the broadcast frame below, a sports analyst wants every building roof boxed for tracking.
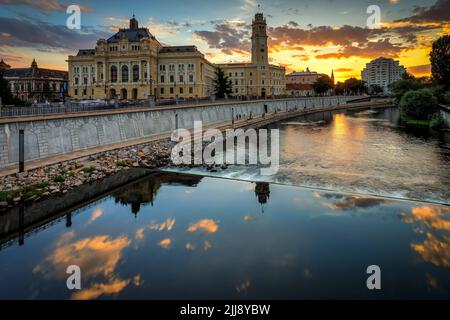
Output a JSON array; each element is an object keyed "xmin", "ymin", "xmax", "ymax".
[
  {"xmin": 107, "ymin": 27, "xmax": 153, "ymax": 43},
  {"xmin": 0, "ymin": 59, "xmax": 11, "ymax": 69},
  {"xmin": 77, "ymin": 49, "xmax": 96, "ymax": 56},
  {"xmin": 158, "ymin": 46, "xmax": 199, "ymax": 53},
  {"xmin": 3, "ymin": 60, "xmax": 67, "ymax": 80}
]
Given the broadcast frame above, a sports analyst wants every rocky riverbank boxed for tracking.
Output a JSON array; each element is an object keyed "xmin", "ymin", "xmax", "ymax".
[{"xmin": 0, "ymin": 139, "xmax": 174, "ymax": 210}]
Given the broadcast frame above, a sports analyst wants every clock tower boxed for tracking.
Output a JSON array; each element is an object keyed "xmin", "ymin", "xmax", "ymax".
[{"xmin": 251, "ymin": 12, "xmax": 269, "ymax": 66}]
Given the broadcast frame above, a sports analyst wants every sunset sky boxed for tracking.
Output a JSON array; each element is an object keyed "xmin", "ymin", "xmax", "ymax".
[{"xmin": 0, "ymin": 0, "xmax": 448, "ymax": 82}]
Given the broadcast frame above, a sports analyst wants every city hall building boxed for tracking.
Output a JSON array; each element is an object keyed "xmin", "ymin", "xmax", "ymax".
[
  {"xmin": 68, "ymin": 13, "xmax": 285, "ymax": 101},
  {"xmin": 217, "ymin": 13, "xmax": 285, "ymax": 98},
  {"xmin": 67, "ymin": 16, "xmax": 216, "ymax": 100}
]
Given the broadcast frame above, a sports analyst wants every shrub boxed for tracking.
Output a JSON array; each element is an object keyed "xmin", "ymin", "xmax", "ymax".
[
  {"xmin": 399, "ymin": 88, "xmax": 438, "ymax": 120},
  {"xmin": 430, "ymin": 112, "xmax": 445, "ymax": 129},
  {"xmin": 444, "ymin": 90, "xmax": 450, "ymax": 104}
]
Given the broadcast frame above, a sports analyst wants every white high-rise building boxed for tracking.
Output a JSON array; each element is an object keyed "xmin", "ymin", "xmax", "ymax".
[{"xmin": 361, "ymin": 58, "xmax": 406, "ymax": 94}]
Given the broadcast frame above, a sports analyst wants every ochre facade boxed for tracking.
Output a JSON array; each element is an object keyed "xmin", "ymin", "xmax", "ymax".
[
  {"xmin": 68, "ymin": 13, "xmax": 285, "ymax": 101},
  {"xmin": 217, "ymin": 13, "xmax": 285, "ymax": 98},
  {"xmin": 68, "ymin": 16, "xmax": 215, "ymax": 100}
]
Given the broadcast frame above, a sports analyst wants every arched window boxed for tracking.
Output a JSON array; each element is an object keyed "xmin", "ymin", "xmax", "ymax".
[
  {"xmin": 122, "ymin": 65, "xmax": 129, "ymax": 83},
  {"xmin": 110, "ymin": 66, "xmax": 117, "ymax": 83},
  {"xmin": 133, "ymin": 65, "xmax": 139, "ymax": 82}
]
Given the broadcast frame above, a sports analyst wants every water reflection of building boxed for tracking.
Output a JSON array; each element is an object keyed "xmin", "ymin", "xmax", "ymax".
[
  {"xmin": 255, "ymin": 182, "xmax": 270, "ymax": 205},
  {"xmin": 113, "ymin": 174, "xmax": 202, "ymax": 216}
]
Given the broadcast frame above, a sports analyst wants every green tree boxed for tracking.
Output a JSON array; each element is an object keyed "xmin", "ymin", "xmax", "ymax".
[
  {"xmin": 312, "ymin": 75, "xmax": 334, "ymax": 96},
  {"xmin": 213, "ymin": 68, "xmax": 232, "ymax": 99},
  {"xmin": 370, "ymin": 84, "xmax": 384, "ymax": 95},
  {"xmin": 0, "ymin": 73, "xmax": 13, "ymax": 104},
  {"xmin": 399, "ymin": 88, "xmax": 438, "ymax": 120},
  {"xmin": 430, "ymin": 35, "xmax": 450, "ymax": 87},
  {"xmin": 389, "ymin": 78, "xmax": 422, "ymax": 103},
  {"xmin": 334, "ymin": 81, "xmax": 345, "ymax": 95},
  {"xmin": 401, "ymin": 71, "xmax": 415, "ymax": 80},
  {"xmin": 444, "ymin": 90, "xmax": 450, "ymax": 104},
  {"xmin": 344, "ymin": 77, "xmax": 367, "ymax": 95}
]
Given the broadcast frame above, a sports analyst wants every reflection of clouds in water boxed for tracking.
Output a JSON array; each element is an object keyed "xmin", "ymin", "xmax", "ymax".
[
  {"xmin": 33, "ymin": 232, "xmax": 131, "ymax": 279},
  {"xmin": 149, "ymin": 218, "xmax": 176, "ymax": 232},
  {"xmin": 401, "ymin": 206, "xmax": 450, "ymax": 231},
  {"xmin": 402, "ymin": 206, "xmax": 450, "ymax": 267},
  {"xmin": 187, "ymin": 219, "xmax": 219, "ymax": 233},
  {"xmin": 158, "ymin": 238, "xmax": 172, "ymax": 249},
  {"xmin": 32, "ymin": 231, "xmax": 135, "ymax": 300},
  {"xmin": 135, "ymin": 228, "xmax": 145, "ymax": 242},
  {"xmin": 88, "ymin": 208, "xmax": 103, "ymax": 224},
  {"xmin": 236, "ymin": 280, "xmax": 251, "ymax": 294},
  {"xmin": 72, "ymin": 278, "xmax": 130, "ymax": 300},
  {"xmin": 185, "ymin": 240, "xmax": 212, "ymax": 251},
  {"xmin": 319, "ymin": 193, "xmax": 389, "ymax": 210},
  {"xmin": 203, "ymin": 240, "xmax": 212, "ymax": 251},
  {"xmin": 411, "ymin": 233, "xmax": 450, "ymax": 267},
  {"xmin": 426, "ymin": 273, "xmax": 439, "ymax": 289}
]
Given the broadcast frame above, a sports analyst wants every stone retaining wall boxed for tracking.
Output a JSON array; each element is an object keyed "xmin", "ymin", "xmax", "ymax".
[{"xmin": 0, "ymin": 96, "xmax": 364, "ymax": 168}]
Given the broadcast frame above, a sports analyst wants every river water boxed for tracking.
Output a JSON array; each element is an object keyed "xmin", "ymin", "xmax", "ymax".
[
  {"xmin": 168, "ymin": 107, "xmax": 450, "ymax": 205},
  {"xmin": 0, "ymin": 106, "xmax": 449, "ymax": 299}
]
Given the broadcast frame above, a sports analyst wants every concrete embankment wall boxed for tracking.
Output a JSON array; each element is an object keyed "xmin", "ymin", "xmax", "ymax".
[{"xmin": 0, "ymin": 96, "xmax": 364, "ymax": 168}]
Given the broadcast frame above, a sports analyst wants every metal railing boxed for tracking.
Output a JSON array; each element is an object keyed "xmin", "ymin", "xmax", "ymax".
[{"xmin": 0, "ymin": 94, "xmax": 368, "ymax": 118}]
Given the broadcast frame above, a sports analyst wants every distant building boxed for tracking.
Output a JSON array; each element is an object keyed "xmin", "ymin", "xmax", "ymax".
[
  {"xmin": 217, "ymin": 13, "xmax": 285, "ymax": 98},
  {"xmin": 286, "ymin": 70, "xmax": 334, "ymax": 96},
  {"xmin": 361, "ymin": 57, "xmax": 405, "ymax": 94},
  {"xmin": 2, "ymin": 59, "xmax": 68, "ymax": 102}
]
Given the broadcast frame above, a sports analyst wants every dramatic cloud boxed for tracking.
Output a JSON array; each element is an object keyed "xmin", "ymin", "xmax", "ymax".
[
  {"xmin": 334, "ymin": 68, "xmax": 353, "ymax": 72},
  {"xmin": 0, "ymin": 15, "xmax": 109, "ymax": 54},
  {"xmin": 395, "ymin": 0, "xmax": 450, "ymax": 23},
  {"xmin": 194, "ymin": 20, "xmax": 251, "ymax": 55},
  {"xmin": 0, "ymin": 0, "xmax": 90, "ymax": 14},
  {"xmin": 315, "ymin": 39, "xmax": 405, "ymax": 60}
]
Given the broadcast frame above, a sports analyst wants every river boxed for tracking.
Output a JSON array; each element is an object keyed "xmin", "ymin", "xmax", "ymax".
[{"xmin": 0, "ymin": 106, "xmax": 449, "ymax": 299}]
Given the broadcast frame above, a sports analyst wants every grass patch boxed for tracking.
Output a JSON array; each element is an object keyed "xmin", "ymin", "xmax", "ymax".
[
  {"xmin": 0, "ymin": 189, "xmax": 23, "ymax": 202},
  {"xmin": 53, "ymin": 174, "xmax": 66, "ymax": 183},
  {"xmin": 116, "ymin": 160, "xmax": 127, "ymax": 166},
  {"xmin": 81, "ymin": 166, "xmax": 96, "ymax": 174}
]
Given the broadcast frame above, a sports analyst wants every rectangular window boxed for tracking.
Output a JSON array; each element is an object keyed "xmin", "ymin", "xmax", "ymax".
[
  {"xmin": 189, "ymin": 74, "xmax": 194, "ymax": 82},
  {"xmin": 170, "ymin": 75, "xmax": 174, "ymax": 83},
  {"xmin": 161, "ymin": 75, "xmax": 165, "ymax": 83},
  {"xmin": 170, "ymin": 87, "xmax": 174, "ymax": 94},
  {"xmin": 189, "ymin": 87, "xmax": 193, "ymax": 94},
  {"xmin": 180, "ymin": 87, "xmax": 183, "ymax": 94},
  {"xmin": 179, "ymin": 75, "xmax": 184, "ymax": 83},
  {"xmin": 160, "ymin": 87, "xmax": 164, "ymax": 94},
  {"xmin": 74, "ymin": 89, "xmax": 78, "ymax": 96}
]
